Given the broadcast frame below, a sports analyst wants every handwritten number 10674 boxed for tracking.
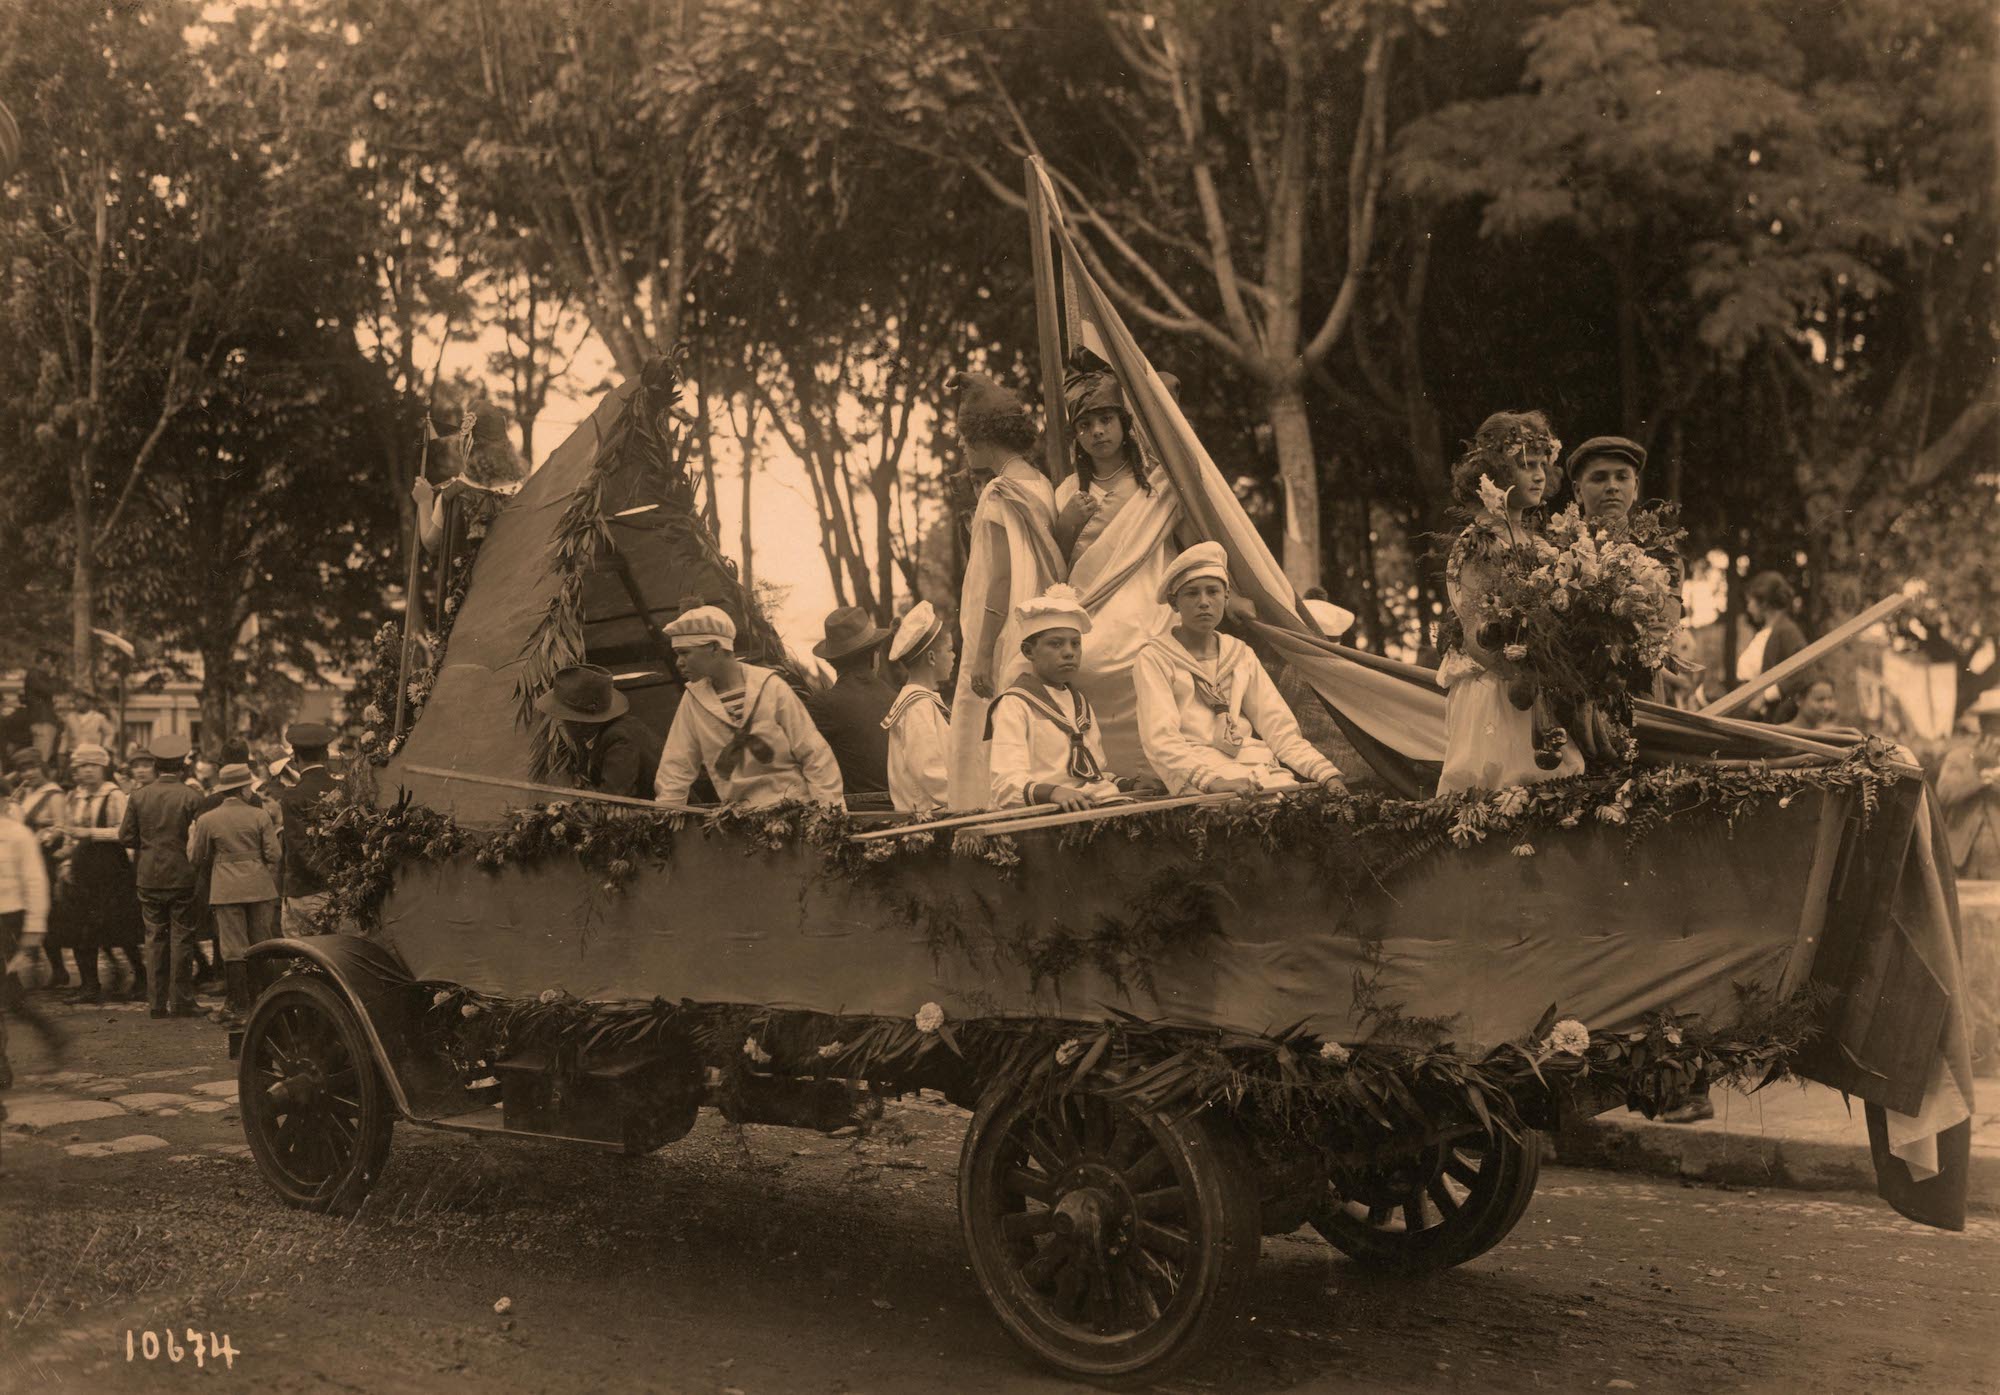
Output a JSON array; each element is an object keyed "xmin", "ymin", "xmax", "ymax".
[{"xmin": 126, "ymin": 1329, "xmax": 239, "ymax": 1369}]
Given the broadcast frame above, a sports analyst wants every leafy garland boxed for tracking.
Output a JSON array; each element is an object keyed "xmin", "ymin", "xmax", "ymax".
[{"xmin": 416, "ymin": 980, "xmax": 1825, "ymax": 1150}]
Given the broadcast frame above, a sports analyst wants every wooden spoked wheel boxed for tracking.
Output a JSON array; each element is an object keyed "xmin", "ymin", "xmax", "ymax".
[
  {"xmin": 239, "ymin": 974, "xmax": 395, "ymax": 1215},
  {"xmin": 960, "ymin": 1085, "xmax": 1261, "ymax": 1387},
  {"xmin": 1310, "ymin": 1123, "xmax": 1541, "ymax": 1273}
]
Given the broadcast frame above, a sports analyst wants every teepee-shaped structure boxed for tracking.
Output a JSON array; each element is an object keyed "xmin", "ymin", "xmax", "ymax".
[{"xmin": 386, "ymin": 354, "xmax": 788, "ymax": 826}]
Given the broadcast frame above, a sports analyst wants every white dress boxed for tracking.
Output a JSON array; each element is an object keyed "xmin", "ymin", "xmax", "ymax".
[
  {"xmin": 1054, "ymin": 459, "xmax": 1181, "ymax": 782},
  {"xmin": 947, "ymin": 459, "xmax": 1065, "ymax": 810},
  {"xmin": 1437, "ymin": 522, "xmax": 1584, "ymax": 795},
  {"xmin": 1132, "ymin": 633, "xmax": 1339, "ymax": 794}
]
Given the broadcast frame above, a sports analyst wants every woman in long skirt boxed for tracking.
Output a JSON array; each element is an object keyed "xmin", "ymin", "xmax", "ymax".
[{"xmin": 52, "ymin": 745, "xmax": 144, "ymax": 1003}]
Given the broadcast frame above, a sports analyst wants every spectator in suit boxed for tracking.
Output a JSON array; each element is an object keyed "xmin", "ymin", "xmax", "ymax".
[
  {"xmin": 118, "ymin": 732, "xmax": 204, "ymax": 1017},
  {"xmin": 187, "ymin": 763, "xmax": 280, "ymax": 1024}
]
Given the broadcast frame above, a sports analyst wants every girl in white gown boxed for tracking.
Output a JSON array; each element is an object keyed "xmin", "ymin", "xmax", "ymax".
[
  {"xmin": 946, "ymin": 373, "xmax": 1067, "ymax": 810},
  {"xmin": 1049, "ymin": 349, "xmax": 1185, "ymax": 781},
  {"xmin": 1438, "ymin": 411, "xmax": 1586, "ymax": 795}
]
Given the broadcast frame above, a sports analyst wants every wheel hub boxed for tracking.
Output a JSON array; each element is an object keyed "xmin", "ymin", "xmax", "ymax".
[{"xmin": 1051, "ymin": 1163, "xmax": 1136, "ymax": 1260}]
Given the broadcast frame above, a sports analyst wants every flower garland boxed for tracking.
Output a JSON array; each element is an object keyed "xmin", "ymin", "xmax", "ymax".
[
  {"xmin": 414, "ymin": 981, "xmax": 1824, "ymax": 1151},
  {"xmin": 351, "ymin": 525, "xmax": 487, "ymax": 763}
]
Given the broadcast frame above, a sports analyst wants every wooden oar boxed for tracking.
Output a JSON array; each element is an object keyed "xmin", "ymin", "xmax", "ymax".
[
  {"xmin": 956, "ymin": 790, "xmax": 1244, "ymax": 839},
  {"xmin": 402, "ymin": 764, "xmax": 699, "ymax": 814},
  {"xmin": 848, "ymin": 803, "xmax": 1061, "ymax": 843},
  {"xmin": 1702, "ymin": 592, "xmax": 1910, "ymax": 719}
]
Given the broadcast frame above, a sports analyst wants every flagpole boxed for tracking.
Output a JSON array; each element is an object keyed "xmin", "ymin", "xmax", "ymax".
[
  {"xmin": 392, "ymin": 422, "xmax": 435, "ymax": 746},
  {"xmin": 1025, "ymin": 156, "xmax": 1069, "ymax": 480}
]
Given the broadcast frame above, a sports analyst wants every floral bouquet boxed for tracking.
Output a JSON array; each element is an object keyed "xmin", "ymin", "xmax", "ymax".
[{"xmin": 1473, "ymin": 480, "xmax": 1683, "ymax": 768}]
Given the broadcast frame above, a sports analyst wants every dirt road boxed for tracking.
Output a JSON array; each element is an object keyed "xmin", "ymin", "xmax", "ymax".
[{"xmin": 4, "ymin": 998, "xmax": 1997, "ymax": 1394}]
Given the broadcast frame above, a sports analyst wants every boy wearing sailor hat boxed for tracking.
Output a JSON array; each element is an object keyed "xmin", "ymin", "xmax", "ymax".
[
  {"xmin": 984, "ymin": 585, "xmax": 1135, "ymax": 811},
  {"xmin": 880, "ymin": 602, "xmax": 956, "ymax": 814},
  {"xmin": 653, "ymin": 606, "xmax": 845, "ymax": 810},
  {"xmin": 1133, "ymin": 542, "xmax": 1347, "ymax": 798}
]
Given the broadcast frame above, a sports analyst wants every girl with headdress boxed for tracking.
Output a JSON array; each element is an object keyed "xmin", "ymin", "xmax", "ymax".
[
  {"xmin": 1134, "ymin": 544, "xmax": 1347, "ymax": 797},
  {"xmin": 411, "ymin": 403, "xmax": 530, "ymax": 556},
  {"xmin": 1437, "ymin": 411, "xmax": 1586, "ymax": 794},
  {"xmin": 1047, "ymin": 348, "xmax": 1186, "ymax": 781},
  {"xmin": 945, "ymin": 373, "xmax": 1067, "ymax": 810}
]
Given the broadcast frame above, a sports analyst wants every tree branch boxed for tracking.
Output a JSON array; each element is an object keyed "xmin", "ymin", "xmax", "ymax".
[{"xmin": 1304, "ymin": 22, "xmax": 1392, "ymax": 367}]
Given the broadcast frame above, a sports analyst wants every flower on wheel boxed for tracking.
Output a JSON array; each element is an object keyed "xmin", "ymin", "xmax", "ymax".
[
  {"xmin": 914, "ymin": 1002, "xmax": 945, "ymax": 1034},
  {"xmin": 1318, "ymin": 1040, "xmax": 1350, "ymax": 1066},
  {"xmin": 1549, "ymin": 1018, "xmax": 1591, "ymax": 1055}
]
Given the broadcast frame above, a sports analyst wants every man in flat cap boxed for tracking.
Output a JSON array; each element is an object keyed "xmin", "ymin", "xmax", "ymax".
[
  {"xmin": 276, "ymin": 722, "xmax": 340, "ymax": 934},
  {"xmin": 1567, "ymin": 435, "xmax": 1648, "ymax": 532}
]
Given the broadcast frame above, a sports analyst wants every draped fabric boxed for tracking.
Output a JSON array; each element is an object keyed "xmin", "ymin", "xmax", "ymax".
[
  {"xmin": 947, "ymin": 465, "xmax": 1063, "ymax": 809},
  {"xmin": 1055, "ymin": 467, "xmax": 1180, "ymax": 781}
]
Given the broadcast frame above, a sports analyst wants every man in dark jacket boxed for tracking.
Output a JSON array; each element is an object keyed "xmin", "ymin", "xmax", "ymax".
[
  {"xmin": 534, "ymin": 665, "xmax": 662, "ymax": 799},
  {"xmin": 807, "ymin": 606, "xmax": 895, "ymax": 797},
  {"xmin": 117, "ymin": 732, "xmax": 204, "ymax": 1017},
  {"xmin": 276, "ymin": 723, "xmax": 340, "ymax": 934}
]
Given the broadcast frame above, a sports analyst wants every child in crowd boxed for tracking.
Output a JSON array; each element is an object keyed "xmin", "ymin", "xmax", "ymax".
[
  {"xmin": 881, "ymin": 602, "xmax": 955, "ymax": 815},
  {"xmin": 653, "ymin": 606, "xmax": 845, "ymax": 810},
  {"xmin": 1134, "ymin": 543, "xmax": 1348, "ymax": 797},
  {"xmin": 986, "ymin": 585, "xmax": 1131, "ymax": 811}
]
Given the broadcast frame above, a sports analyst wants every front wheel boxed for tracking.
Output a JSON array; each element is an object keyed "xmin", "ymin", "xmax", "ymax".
[
  {"xmin": 1310, "ymin": 1123, "xmax": 1541, "ymax": 1273},
  {"xmin": 239, "ymin": 973, "xmax": 395, "ymax": 1214},
  {"xmin": 960, "ymin": 1084, "xmax": 1262, "ymax": 1388}
]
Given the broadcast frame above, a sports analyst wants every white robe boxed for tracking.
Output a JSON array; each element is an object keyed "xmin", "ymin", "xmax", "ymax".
[
  {"xmin": 882, "ymin": 684, "xmax": 951, "ymax": 814},
  {"xmin": 985, "ymin": 681, "xmax": 1120, "ymax": 808},
  {"xmin": 1055, "ymin": 461, "xmax": 1181, "ymax": 783},
  {"xmin": 947, "ymin": 460, "xmax": 1064, "ymax": 809},
  {"xmin": 1132, "ymin": 633, "xmax": 1339, "ymax": 794},
  {"xmin": 654, "ymin": 664, "xmax": 846, "ymax": 809}
]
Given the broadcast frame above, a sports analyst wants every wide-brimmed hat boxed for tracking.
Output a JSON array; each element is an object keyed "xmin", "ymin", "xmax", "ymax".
[
  {"xmin": 1160, "ymin": 541, "xmax": 1231, "ymax": 604},
  {"xmin": 1015, "ymin": 584, "xmax": 1093, "ymax": 640},
  {"xmin": 815, "ymin": 606, "xmax": 891, "ymax": 660},
  {"xmin": 214, "ymin": 762, "xmax": 255, "ymax": 793},
  {"xmin": 532, "ymin": 664, "xmax": 630, "ymax": 723},
  {"xmin": 69, "ymin": 743, "xmax": 111, "ymax": 769},
  {"xmin": 889, "ymin": 601, "xmax": 947, "ymax": 664}
]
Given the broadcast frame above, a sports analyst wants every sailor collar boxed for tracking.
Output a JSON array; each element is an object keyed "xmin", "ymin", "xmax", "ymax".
[
  {"xmin": 881, "ymin": 685, "xmax": 949, "ymax": 731},
  {"xmin": 687, "ymin": 663, "xmax": 779, "ymax": 727}
]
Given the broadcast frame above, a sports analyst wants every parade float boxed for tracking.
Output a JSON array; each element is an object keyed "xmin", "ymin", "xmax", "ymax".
[{"xmin": 234, "ymin": 167, "xmax": 1976, "ymax": 1386}]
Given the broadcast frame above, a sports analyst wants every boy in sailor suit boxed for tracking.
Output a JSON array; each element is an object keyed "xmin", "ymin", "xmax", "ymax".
[
  {"xmin": 881, "ymin": 601, "xmax": 955, "ymax": 814},
  {"xmin": 1133, "ymin": 543, "xmax": 1348, "ymax": 797},
  {"xmin": 985, "ymin": 586, "xmax": 1132, "ymax": 811},
  {"xmin": 653, "ymin": 606, "xmax": 846, "ymax": 810}
]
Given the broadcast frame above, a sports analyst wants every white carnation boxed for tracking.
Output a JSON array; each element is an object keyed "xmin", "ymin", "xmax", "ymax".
[
  {"xmin": 1549, "ymin": 1019, "xmax": 1590, "ymax": 1055},
  {"xmin": 1318, "ymin": 1040, "xmax": 1350, "ymax": 1065},
  {"xmin": 914, "ymin": 1002, "xmax": 945, "ymax": 1034}
]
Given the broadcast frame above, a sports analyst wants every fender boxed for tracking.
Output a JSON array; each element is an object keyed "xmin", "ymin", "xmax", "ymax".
[{"xmin": 245, "ymin": 935, "xmax": 424, "ymax": 1120}]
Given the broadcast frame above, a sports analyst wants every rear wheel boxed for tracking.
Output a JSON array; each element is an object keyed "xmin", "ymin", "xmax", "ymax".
[
  {"xmin": 1310, "ymin": 1124, "xmax": 1540, "ymax": 1273},
  {"xmin": 239, "ymin": 974, "xmax": 395, "ymax": 1214},
  {"xmin": 960, "ymin": 1085, "xmax": 1261, "ymax": 1387}
]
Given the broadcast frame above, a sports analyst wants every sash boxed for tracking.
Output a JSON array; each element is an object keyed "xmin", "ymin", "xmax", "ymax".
[
  {"xmin": 1061, "ymin": 462, "xmax": 1180, "ymax": 613},
  {"xmin": 984, "ymin": 475, "xmax": 1067, "ymax": 584},
  {"xmin": 982, "ymin": 679, "xmax": 1104, "ymax": 784}
]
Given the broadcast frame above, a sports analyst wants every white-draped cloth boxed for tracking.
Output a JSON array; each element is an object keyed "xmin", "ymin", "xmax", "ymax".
[
  {"xmin": 654, "ymin": 663, "xmax": 846, "ymax": 809},
  {"xmin": 881, "ymin": 684, "xmax": 951, "ymax": 814},
  {"xmin": 947, "ymin": 460, "xmax": 1065, "ymax": 810},
  {"xmin": 1054, "ymin": 461, "xmax": 1181, "ymax": 782},
  {"xmin": 1133, "ymin": 633, "xmax": 1339, "ymax": 795},
  {"xmin": 985, "ymin": 680, "xmax": 1121, "ymax": 808}
]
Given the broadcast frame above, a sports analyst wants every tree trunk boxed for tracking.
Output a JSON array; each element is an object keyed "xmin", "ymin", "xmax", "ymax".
[
  {"xmin": 70, "ymin": 469, "xmax": 96, "ymax": 693},
  {"xmin": 1266, "ymin": 376, "xmax": 1323, "ymax": 592},
  {"xmin": 197, "ymin": 651, "xmax": 236, "ymax": 758},
  {"xmin": 1614, "ymin": 244, "xmax": 1641, "ymax": 435},
  {"xmin": 738, "ymin": 417, "xmax": 756, "ymax": 593},
  {"xmin": 873, "ymin": 460, "xmax": 895, "ymax": 624}
]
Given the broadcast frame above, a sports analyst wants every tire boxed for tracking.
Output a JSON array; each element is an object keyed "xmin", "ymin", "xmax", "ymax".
[
  {"xmin": 239, "ymin": 973, "xmax": 395, "ymax": 1214},
  {"xmin": 1310, "ymin": 1123, "xmax": 1541, "ymax": 1274},
  {"xmin": 960, "ymin": 1083, "xmax": 1262, "ymax": 1388}
]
